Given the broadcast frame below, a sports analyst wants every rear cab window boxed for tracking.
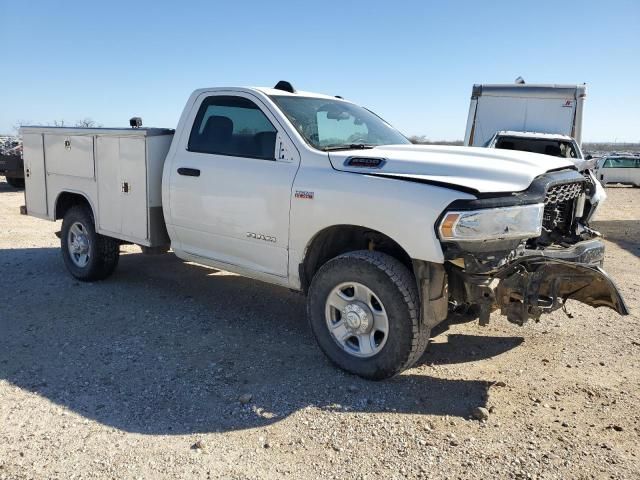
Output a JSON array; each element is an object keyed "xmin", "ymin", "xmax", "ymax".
[{"xmin": 188, "ymin": 96, "xmax": 277, "ymax": 160}]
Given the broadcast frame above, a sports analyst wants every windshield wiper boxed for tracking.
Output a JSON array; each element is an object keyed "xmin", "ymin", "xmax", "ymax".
[{"xmin": 323, "ymin": 143, "xmax": 376, "ymax": 152}]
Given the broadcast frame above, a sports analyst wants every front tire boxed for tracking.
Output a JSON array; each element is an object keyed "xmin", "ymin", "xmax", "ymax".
[
  {"xmin": 61, "ymin": 205, "xmax": 120, "ymax": 281},
  {"xmin": 307, "ymin": 250, "xmax": 430, "ymax": 380}
]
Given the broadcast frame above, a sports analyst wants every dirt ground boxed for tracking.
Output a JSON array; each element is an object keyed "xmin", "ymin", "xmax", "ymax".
[{"xmin": 0, "ymin": 178, "xmax": 638, "ymax": 480}]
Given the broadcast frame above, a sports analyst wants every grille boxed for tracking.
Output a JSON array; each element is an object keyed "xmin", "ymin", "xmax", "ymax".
[
  {"xmin": 542, "ymin": 181, "xmax": 585, "ymax": 232},
  {"xmin": 544, "ymin": 182, "xmax": 584, "ymax": 204}
]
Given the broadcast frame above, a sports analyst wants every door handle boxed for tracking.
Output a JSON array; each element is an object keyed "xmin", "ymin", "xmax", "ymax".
[{"xmin": 177, "ymin": 167, "xmax": 200, "ymax": 177}]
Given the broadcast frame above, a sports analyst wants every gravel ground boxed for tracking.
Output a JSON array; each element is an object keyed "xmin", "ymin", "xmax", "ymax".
[{"xmin": 0, "ymin": 178, "xmax": 638, "ymax": 480}]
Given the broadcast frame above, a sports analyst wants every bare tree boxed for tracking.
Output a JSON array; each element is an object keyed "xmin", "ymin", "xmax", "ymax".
[
  {"xmin": 9, "ymin": 118, "xmax": 102, "ymax": 135},
  {"xmin": 12, "ymin": 120, "xmax": 32, "ymax": 134},
  {"xmin": 408, "ymin": 135, "xmax": 464, "ymax": 146},
  {"xmin": 408, "ymin": 135, "xmax": 429, "ymax": 144},
  {"xmin": 75, "ymin": 118, "xmax": 101, "ymax": 128}
]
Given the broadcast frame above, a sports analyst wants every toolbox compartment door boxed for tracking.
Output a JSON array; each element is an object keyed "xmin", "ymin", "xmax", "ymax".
[
  {"xmin": 119, "ymin": 137, "xmax": 148, "ymax": 239},
  {"xmin": 44, "ymin": 134, "xmax": 95, "ymax": 179},
  {"xmin": 96, "ymin": 136, "xmax": 148, "ymax": 241},
  {"xmin": 23, "ymin": 133, "xmax": 48, "ymax": 218}
]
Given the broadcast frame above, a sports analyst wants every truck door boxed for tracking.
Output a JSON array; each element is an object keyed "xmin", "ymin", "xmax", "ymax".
[
  {"xmin": 22, "ymin": 133, "xmax": 48, "ymax": 218},
  {"xmin": 167, "ymin": 93, "xmax": 299, "ymax": 278}
]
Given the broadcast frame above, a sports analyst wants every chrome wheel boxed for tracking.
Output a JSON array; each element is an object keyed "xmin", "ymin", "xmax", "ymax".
[
  {"xmin": 67, "ymin": 221, "xmax": 91, "ymax": 268},
  {"xmin": 324, "ymin": 282, "xmax": 389, "ymax": 358}
]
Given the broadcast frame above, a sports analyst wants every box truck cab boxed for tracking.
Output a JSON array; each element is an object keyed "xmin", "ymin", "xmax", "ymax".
[{"xmin": 464, "ymin": 83, "xmax": 589, "ymax": 169}]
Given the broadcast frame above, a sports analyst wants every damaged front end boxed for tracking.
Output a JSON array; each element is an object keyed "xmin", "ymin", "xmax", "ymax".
[
  {"xmin": 440, "ymin": 169, "xmax": 629, "ymax": 325},
  {"xmin": 448, "ymin": 251, "xmax": 629, "ymax": 326},
  {"xmin": 495, "ymin": 256, "xmax": 628, "ymax": 324}
]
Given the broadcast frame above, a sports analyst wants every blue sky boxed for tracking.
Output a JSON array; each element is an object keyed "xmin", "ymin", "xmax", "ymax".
[{"xmin": 1, "ymin": 0, "xmax": 638, "ymax": 141}]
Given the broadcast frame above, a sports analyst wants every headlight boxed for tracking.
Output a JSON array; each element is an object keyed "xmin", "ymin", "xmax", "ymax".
[{"xmin": 438, "ymin": 203, "xmax": 544, "ymax": 241}]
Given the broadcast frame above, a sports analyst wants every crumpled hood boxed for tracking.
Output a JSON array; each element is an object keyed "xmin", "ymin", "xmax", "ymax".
[{"xmin": 329, "ymin": 144, "xmax": 576, "ymax": 193}]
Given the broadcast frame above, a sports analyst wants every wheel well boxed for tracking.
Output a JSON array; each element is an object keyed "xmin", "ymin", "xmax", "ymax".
[
  {"xmin": 300, "ymin": 225, "xmax": 413, "ymax": 293},
  {"xmin": 55, "ymin": 192, "xmax": 93, "ymax": 221}
]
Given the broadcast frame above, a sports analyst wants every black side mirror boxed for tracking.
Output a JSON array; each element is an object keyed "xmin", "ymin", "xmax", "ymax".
[{"xmin": 585, "ymin": 154, "xmax": 593, "ymax": 160}]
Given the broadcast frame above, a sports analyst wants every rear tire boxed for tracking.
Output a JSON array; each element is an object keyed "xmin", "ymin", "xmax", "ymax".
[
  {"xmin": 61, "ymin": 205, "xmax": 120, "ymax": 281},
  {"xmin": 6, "ymin": 177, "xmax": 24, "ymax": 188},
  {"xmin": 307, "ymin": 250, "xmax": 430, "ymax": 380}
]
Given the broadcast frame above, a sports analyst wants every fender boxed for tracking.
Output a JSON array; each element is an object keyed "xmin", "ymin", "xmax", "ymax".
[{"xmin": 54, "ymin": 190, "xmax": 97, "ymax": 221}]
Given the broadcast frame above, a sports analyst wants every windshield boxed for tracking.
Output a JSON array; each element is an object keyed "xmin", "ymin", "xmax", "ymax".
[
  {"xmin": 495, "ymin": 136, "xmax": 582, "ymax": 159},
  {"xmin": 269, "ymin": 95, "xmax": 410, "ymax": 151}
]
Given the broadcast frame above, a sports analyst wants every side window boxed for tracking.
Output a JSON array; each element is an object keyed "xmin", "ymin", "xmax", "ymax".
[
  {"xmin": 603, "ymin": 157, "xmax": 637, "ymax": 168},
  {"xmin": 188, "ymin": 96, "xmax": 277, "ymax": 160}
]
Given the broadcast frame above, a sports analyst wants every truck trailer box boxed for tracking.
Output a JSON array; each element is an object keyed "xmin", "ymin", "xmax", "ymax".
[
  {"xmin": 20, "ymin": 127, "xmax": 174, "ymax": 247},
  {"xmin": 464, "ymin": 83, "xmax": 587, "ymax": 147}
]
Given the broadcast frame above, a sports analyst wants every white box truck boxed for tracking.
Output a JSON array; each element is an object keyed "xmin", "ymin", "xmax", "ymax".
[
  {"xmin": 20, "ymin": 82, "xmax": 627, "ymax": 380},
  {"xmin": 464, "ymin": 83, "xmax": 591, "ymax": 170}
]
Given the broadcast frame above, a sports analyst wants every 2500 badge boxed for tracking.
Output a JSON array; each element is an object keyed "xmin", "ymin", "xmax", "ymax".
[{"xmin": 246, "ymin": 232, "xmax": 277, "ymax": 243}]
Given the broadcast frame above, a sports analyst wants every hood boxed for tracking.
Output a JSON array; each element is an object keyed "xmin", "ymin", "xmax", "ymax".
[{"xmin": 329, "ymin": 145, "xmax": 575, "ymax": 193}]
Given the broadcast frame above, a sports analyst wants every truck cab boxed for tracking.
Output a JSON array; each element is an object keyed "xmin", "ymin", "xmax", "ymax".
[
  {"xmin": 596, "ymin": 154, "xmax": 640, "ymax": 187},
  {"xmin": 488, "ymin": 130, "xmax": 590, "ymax": 171}
]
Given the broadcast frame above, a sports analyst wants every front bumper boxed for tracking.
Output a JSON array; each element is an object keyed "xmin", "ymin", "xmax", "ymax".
[
  {"xmin": 449, "ymin": 239, "xmax": 629, "ymax": 325},
  {"xmin": 518, "ymin": 238, "xmax": 605, "ymax": 266}
]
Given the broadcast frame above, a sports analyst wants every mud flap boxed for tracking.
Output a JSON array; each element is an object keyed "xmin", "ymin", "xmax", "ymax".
[{"xmin": 495, "ymin": 256, "xmax": 629, "ymax": 325}]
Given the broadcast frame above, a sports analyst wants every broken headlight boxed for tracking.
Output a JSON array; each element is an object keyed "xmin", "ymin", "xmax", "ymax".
[{"xmin": 438, "ymin": 204, "xmax": 544, "ymax": 242}]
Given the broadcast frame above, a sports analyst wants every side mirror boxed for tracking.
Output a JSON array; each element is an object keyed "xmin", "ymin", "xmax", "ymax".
[{"xmin": 585, "ymin": 154, "xmax": 593, "ymax": 160}]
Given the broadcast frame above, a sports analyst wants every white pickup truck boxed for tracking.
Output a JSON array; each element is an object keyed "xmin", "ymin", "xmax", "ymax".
[{"xmin": 21, "ymin": 81, "xmax": 628, "ymax": 380}]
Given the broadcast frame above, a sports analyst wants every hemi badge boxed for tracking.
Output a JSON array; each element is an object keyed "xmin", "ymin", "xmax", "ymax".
[{"xmin": 295, "ymin": 190, "xmax": 314, "ymax": 199}]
